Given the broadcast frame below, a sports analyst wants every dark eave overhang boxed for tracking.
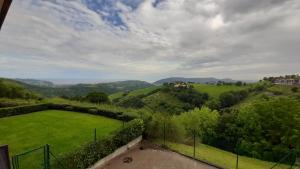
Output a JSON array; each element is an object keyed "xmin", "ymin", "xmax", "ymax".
[{"xmin": 0, "ymin": 0, "xmax": 12, "ymax": 30}]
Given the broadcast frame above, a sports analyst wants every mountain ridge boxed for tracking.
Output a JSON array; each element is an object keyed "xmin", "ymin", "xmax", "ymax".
[{"xmin": 154, "ymin": 77, "xmax": 237, "ymax": 84}]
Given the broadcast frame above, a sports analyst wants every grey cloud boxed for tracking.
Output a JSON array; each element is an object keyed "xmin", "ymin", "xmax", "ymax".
[{"xmin": 0, "ymin": 0, "xmax": 299, "ymax": 80}]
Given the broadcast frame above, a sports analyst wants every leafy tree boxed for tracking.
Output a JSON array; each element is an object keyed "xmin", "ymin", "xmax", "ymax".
[
  {"xmin": 118, "ymin": 96, "xmax": 145, "ymax": 108},
  {"xmin": 235, "ymin": 81, "xmax": 243, "ymax": 86},
  {"xmin": 85, "ymin": 92, "xmax": 109, "ymax": 104},
  {"xmin": 291, "ymin": 87, "xmax": 298, "ymax": 93},
  {"xmin": 177, "ymin": 107, "xmax": 220, "ymax": 140},
  {"xmin": 219, "ymin": 90, "xmax": 248, "ymax": 108}
]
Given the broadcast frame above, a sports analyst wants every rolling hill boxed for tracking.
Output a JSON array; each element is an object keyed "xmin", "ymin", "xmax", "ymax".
[{"xmin": 23, "ymin": 80, "xmax": 154, "ymax": 97}]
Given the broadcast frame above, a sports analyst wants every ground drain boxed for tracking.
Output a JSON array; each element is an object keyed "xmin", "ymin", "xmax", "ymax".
[{"xmin": 123, "ymin": 157, "xmax": 133, "ymax": 163}]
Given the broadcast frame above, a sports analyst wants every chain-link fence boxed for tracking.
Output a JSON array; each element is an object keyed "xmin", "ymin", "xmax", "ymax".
[
  {"xmin": 158, "ymin": 122, "xmax": 300, "ymax": 169},
  {"xmin": 10, "ymin": 127, "xmax": 117, "ymax": 169}
]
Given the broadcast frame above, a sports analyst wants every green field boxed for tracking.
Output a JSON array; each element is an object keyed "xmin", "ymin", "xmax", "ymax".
[
  {"xmin": 155, "ymin": 140, "xmax": 296, "ymax": 169},
  {"xmin": 109, "ymin": 86, "xmax": 160, "ymax": 101},
  {"xmin": 192, "ymin": 84, "xmax": 248, "ymax": 98},
  {"xmin": 0, "ymin": 110, "xmax": 122, "ymax": 168}
]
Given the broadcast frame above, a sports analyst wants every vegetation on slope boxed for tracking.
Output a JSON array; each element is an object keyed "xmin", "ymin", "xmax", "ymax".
[
  {"xmin": 24, "ymin": 80, "xmax": 154, "ymax": 97},
  {"xmin": 0, "ymin": 78, "xmax": 40, "ymax": 99}
]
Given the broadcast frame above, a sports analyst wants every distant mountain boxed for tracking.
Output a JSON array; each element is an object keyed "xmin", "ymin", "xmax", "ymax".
[
  {"xmin": 15, "ymin": 79, "xmax": 55, "ymax": 87},
  {"xmin": 154, "ymin": 77, "xmax": 237, "ymax": 85},
  {"xmin": 23, "ymin": 80, "xmax": 154, "ymax": 97}
]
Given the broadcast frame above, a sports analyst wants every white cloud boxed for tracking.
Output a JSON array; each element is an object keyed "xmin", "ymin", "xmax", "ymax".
[{"xmin": 0, "ymin": 0, "xmax": 300, "ymax": 81}]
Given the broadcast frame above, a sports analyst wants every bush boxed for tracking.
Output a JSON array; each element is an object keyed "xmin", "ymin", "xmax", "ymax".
[
  {"xmin": 85, "ymin": 92, "xmax": 110, "ymax": 104},
  {"xmin": 219, "ymin": 90, "xmax": 249, "ymax": 108},
  {"xmin": 0, "ymin": 104, "xmax": 50, "ymax": 118},
  {"xmin": 52, "ymin": 119, "xmax": 144, "ymax": 169},
  {"xmin": 117, "ymin": 96, "xmax": 145, "ymax": 108},
  {"xmin": 0, "ymin": 103, "xmax": 135, "ymax": 121},
  {"xmin": 291, "ymin": 87, "xmax": 298, "ymax": 93}
]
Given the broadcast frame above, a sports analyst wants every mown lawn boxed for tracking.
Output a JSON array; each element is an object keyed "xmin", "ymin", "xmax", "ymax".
[
  {"xmin": 0, "ymin": 110, "xmax": 122, "ymax": 168},
  {"xmin": 154, "ymin": 140, "xmax": 296, "ymax": 169},
  {"xmin": 192, "ymin": 84, "xmax": 249, "ymax": 99}
]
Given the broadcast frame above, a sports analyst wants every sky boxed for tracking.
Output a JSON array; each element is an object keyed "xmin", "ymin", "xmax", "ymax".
[{"xmin": 0, "ymin": 0, "xmax": 299, "ymax": 82}]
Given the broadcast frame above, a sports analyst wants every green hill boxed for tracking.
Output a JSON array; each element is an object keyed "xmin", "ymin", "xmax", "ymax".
[
  {"xmin": 23, "ymin": 80, "xmax": 154, "ymax": 98},
  {"xmin": 0, "ymin": 78, "xmax": 39, "ymax": 99},
  {"xmin": 192, "ymin": 83, "xmax": 249, "ymax": 99}
]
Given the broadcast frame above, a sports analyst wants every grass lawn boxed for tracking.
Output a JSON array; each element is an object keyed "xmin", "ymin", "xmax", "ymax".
[
  {"xmin": 154, "ymin": 140, "xmax": 297, "ymax": 169},
  {"xmin": 192, "ymin": 84, "xmax": 249, "ymax": 99},
  {"xmin": 0, "ymin": 110, "xmax": 122, "ymax": 168}
]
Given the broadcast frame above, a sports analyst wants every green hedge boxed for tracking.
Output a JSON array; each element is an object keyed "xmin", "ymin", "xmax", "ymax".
[
  {"xmin": 0, "ymin": 104, "xmax": 50, "ymax": 118},
  {"xmin": 0, "ymin": 103, "xmax": 135, "ymax": 121},
  {"xmin": 52, "ymin": 119, "xmax": 144, "ymax": 169}
]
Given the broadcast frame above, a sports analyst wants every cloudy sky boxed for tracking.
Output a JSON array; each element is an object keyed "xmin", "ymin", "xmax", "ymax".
[{"xmin": 0, "ymin": 0, "xmax": 299, "ymax": 82}]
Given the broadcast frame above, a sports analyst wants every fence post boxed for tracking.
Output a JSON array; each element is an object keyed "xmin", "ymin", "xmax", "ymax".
[
  {"xmin": 47, "ymin": 144, "xmax": 50, "ymax": 169},
  {"xmin": 94, "ymin": 128, "xmax": 97, "ymax": 142},
  {"xmin": 44, "ymin": 144, "xmax": 50, "ymax": 169},
  {"xmin": 163, "ymin": 122, "xmax": 166, "ymax": 146},
  {"xmin": 236, "ymin": 141, "xmax": 239, "ymax": 169},
  {"xmin": 12, "ymin": 156, "xmax": 19, "ymax": 169},
  {"xmin": 193, "ymin": 129, "xmax": 196, "ymax": 158}
]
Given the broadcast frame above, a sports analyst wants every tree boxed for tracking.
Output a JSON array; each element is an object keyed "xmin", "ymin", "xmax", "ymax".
[
  {"xmin": 237, "ymin": 97, "xmax": 300, "ymax": 161},
  {"xmin": 235, "ymin": 81, "xmax": 243, "ymax": 86},
  {"xmin": 291, "ymin": 87, "xmax": 298, "ymax": 93},
  {"xmin": 177, "ymin": 107, "xmax": 220, "ymax": 140},
  {"xmin": 85, "ymin": 92, "xmax": 109, "ymax": 104}
]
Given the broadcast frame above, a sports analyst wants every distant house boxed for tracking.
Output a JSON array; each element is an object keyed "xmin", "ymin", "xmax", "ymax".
[
  {"xmin": 273, "ymin": 78, "xmax": 300, "ymax": 85},
  {"xmin": 173, "ymin": 82, "xmax": 190, "ymax": 89}
]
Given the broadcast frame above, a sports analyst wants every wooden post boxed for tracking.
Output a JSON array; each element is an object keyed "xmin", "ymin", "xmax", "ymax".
[{"xmin": 0, "ymin": 145, "xmax": 11, "ymax": 169}]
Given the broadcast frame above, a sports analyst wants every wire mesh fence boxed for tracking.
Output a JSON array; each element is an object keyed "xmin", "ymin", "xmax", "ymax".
[
  {"xmin": 10, "ymin": 125, "xmax": 125, "ymax": 169},
  {"xmin": 158, "ymin": 122, "xmax": 300, "ymax": 169}
]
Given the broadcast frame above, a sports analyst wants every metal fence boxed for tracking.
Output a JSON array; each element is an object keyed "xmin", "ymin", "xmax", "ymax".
[
  {"xmin": 159, "ymin": 122, "xmax": 300, "ymax": 169},
  {"xmin": 10, "ymin": 128, "xmax": 103, "ymax": 169}
]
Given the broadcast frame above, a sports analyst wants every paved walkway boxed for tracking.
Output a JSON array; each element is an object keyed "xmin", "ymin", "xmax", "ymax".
[{"xmin": 99, "ymin": 142, "xmax": 217, "ymax": 169}]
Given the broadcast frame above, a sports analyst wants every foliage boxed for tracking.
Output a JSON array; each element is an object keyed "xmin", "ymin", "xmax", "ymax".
[
  {"xmin": 0, "ymin": 103, "xmax": 50, "ymax": 118},
  {"xmin": 24, "ymin": 80, "xmax": 154, "ymax": 97},
  {"xmin": 219, "ymin": 90, "xmax": 249, "ymax": 108},
  {"xmin": 85, "ymin": 92, "xmax": 110, "ymax": 104},
  {"xmin": 155, "ymin": 140, "xmax": 278, "ymax": 169},
  {"xmin": 0, "ymin": 78, "xmax": 39, "ymax": 99},
  {"xmin": 144, "ymin": 113, "xmax": 185, "ymax": 142},
  {"xmin": 52, "ymin": 119, "xmax": 144, "ymax": 169},
  {"xmin": 292, "ymin": 87, "xmax": 299, "ymax": 93},
  {"xmin": 161, "ymin": 84, "xmax": 209, "ymax": 109},
  {"xmin": 209, "ymin": 97, "xmax": 300, "ymax": 162},
  {"xmin": 0, "ymin": 98, "xmax": 41, "ymax": 108},
  {"xmin": 117, "ymin": 96, "xmax": 145, "ymax": 108},
  {"xmin": 44, "ymin": 97, "xmax": 148, "ymax": 118},
  {"xmin": 192, "ymin": 83, "xmax": 249, "ymax": 99},
  {"xmin": 176, "ymin": 107, "xmax": 219, "ymax": 139}
]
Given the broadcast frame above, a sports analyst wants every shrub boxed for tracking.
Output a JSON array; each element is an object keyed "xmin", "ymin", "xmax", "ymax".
[
  {"xmin": 0, "ymin": 103, "xmax": 135, "ymax": 121},
  {"xmin": 52, "ymin": 119, "xmax": 144, "ymax": 169},
  {"xmin": 219, "ymin": 90, "xmax": 249, "ymax": 108},
  {"xmin": 85, "ymin": 92, "xmax": 110, "ymax": 104},
  {"xmin": 0, "ymin": 104, "xmax": 50, "ymax": 118},
  {"xmin": 291, "ymin": 87, "xmax": 298, "ymax": 93}
]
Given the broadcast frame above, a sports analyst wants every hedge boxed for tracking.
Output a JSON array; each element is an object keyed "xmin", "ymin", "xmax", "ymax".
[
  {"xmin": 0, "ymin": 103, "xmax": 135, "ymax": 121},
  {"xmin": 0, "ymin": 103, "xmax": 51, "ymax": 118},
  {"xmin": 52, "ymin": 119, "xmax": 144, "ymax": 169}
]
